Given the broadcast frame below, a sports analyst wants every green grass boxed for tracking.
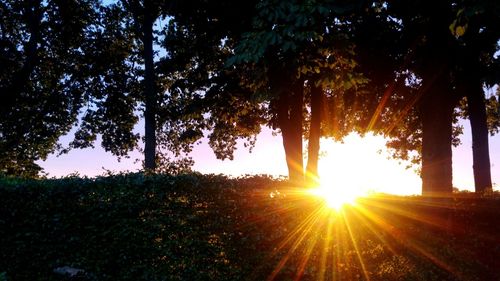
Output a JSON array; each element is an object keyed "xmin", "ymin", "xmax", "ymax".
[{"xmin": 0, "ymin": 173, "xmax": 499, "ymax": 280}]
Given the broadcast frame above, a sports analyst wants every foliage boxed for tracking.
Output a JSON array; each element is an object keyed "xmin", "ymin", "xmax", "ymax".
[
  {"xmin": 157, "ymin": 0, "xmax": 267, "ymax": 160},
  {"xmin": 69, "ymin": 2, "xmax": 141, "ymax": 158},
  {"xmin": 0, "ymin": 0, "xmax": 100, "ymax": 177},
  {"xmin": 380, "ymin": 0, "xmax": 500, "ymax": 165},
  {"xmin": 1, "ymin": 174, "xmax": 499, "ymax": 280},
  {"xmin": 485, "ymin": 88, "xmax": 500, "ymax": 134},
  {"xmin": 228, "ymin": 0, "xmax": 367, "ymax": 119}
]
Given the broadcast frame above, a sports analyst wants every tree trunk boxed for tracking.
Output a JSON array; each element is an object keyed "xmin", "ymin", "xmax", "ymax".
[
  {"xmin": 419, "ymin": 4, "xmax": 455, "ymax": 196},
  {"xmin": 276, "ymin": 80, "xmax": 304, "ymax": 185},
  {"xmin": 289, "ymin": 81, "xmax": 304, "ymax": 185},
  {"xmin": 306, "ymin": 85, "xmax": 322, "ymax": 186},
  {"xmin": 466, "ymin": 78, "xmax": 493, "ymax": 193},
  {"xmin": 459, "ymin": 25, "xmax": 493, "ymax": 194},
  {"xmin": 420, "ymin": 76, "xmax": 454, "ymax": 196},
  {"xmin": 143, "ymin": 0, "xmax": 157, "ymax": 171}
]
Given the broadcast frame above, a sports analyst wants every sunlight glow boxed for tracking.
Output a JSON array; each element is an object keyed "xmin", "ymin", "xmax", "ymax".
[
  {"xmin": 317, "ymin": 132, "xmax": 421, "ymax": 196},
  {"xmin": 261, "ymin": 132, "xmax": 475, "ymax": 280},
  {"xmin": 263, "ymin": 187, "xmax": 463, "ymax": 280},
  {"xmin": 308, "ymin": 185, "xmax": 362, "ymax": 209}
]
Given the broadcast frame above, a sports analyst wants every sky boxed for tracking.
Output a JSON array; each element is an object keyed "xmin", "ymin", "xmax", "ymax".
[{"xmin": 38, "ymin": 117, "xmax": 500, "ymax": 195}]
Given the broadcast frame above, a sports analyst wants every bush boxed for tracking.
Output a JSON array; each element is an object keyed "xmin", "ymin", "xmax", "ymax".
[{"xmin": 0, "ymin": 173, "xmax": 499, "ymax": 280}]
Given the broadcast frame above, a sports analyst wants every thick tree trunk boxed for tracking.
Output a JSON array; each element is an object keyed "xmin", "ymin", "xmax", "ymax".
[
  {"xmin": 143, "ymin": 1, "xmax": 157, "ymax": 171},
  {"xmin": 420, "ymin": 76, "xmax": 454, "ymax": 196},
  {"xmin": 306, "ymin": 85, "xmax": 322, "ymax": 186},
  {"xmin": 459, "ymin": 26, "xmax": 493, "ymax": 194},
  {"xmin": 289, "ymin": 81, "xmax": 304, "ymax": 185},
  {"xmin": 419, "ymin": 4, "xmax": 455, "ymax": 196},
  {"xmin": 276, "ymin": 80, "xmax": 304, "ymax": 185},
  {"xmin": 466, "ymin": 78, "xmax": 493, "ymax": 193}
]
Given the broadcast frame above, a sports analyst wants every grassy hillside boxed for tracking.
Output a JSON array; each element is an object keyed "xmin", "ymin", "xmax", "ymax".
[{"xmin": 0, "ymin": 173, "xmax": 499, "ymax": 281}]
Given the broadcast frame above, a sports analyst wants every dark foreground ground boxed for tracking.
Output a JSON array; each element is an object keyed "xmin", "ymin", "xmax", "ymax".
[{"xmin": 0, "ymin": 173, "xmax": 499, "ymax": 281}]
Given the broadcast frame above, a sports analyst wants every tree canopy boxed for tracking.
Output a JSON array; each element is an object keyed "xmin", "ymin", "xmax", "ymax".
[{"xmin": 0, "ymin": 0, "xmax": 100, "ymax": 177}]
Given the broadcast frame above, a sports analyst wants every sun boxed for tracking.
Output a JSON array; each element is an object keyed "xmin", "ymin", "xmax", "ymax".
[
  {"xmin": 305, "ymin": 132, "xmax": 424, "ymax": 207},
  {"xmin": 308, "ymin": 180, "xmax": 365, "ymax": 209},
  {"xmin": 314, "ymin": 133, "xmax": 421, "ymax": 196}
]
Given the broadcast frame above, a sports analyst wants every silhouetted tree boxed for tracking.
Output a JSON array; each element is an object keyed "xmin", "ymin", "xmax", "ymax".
[
  {"xmin": 305, "ymin": 85, "xmax": 323, "ymax": 184},
  {"xmin": 123, "ymin": 0, "xmax": 160, "ymax": 171},
  {"xmin": 453, "ymin": 0, "xmax": 500, "ymax": 193},
  {"xmin": 382, "ymin": 0, "xmax": 500, "ymax": 195},
  {"xmin": 230, "ymin": 0, "xmax": 366, "ymax": 185},
  {"xmin": 70, "ymin": 0, "xmax": 176, "ymax": 172},
  {"xmin": 384, "ymin": 0, "xmax": 461, "ymax": 195},
  {"xmin": 0, "ymin": 0, "xmax": 99, "ymax": 177}
]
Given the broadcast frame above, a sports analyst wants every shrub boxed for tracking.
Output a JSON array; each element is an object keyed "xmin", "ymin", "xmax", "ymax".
[{"xmin": 0, "ymin": 173, "xmax": 498, "ymax": 280}]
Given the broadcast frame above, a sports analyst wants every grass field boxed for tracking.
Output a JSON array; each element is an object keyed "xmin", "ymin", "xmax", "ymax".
[{"xmin": 0, "ymin": 173, "xmax": 499, "ymax": 280}]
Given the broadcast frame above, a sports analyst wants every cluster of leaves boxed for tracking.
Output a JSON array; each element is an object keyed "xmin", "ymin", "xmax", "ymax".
[{"xmin": 1, "ymin": 174, "xmax": 499, "ymax": 280}]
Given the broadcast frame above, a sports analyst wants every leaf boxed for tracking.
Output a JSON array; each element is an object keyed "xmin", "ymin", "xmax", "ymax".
[
  {"xmin": 456, "ymin": 25, "xmax": 467, "ymax": 37},
  {"xmin": 449, "ymin": 21, "xmax": 468, "ymax": 37},
  {"xmin": 449, "ymin": 21, "xmax": 457, "ymax": 35}
]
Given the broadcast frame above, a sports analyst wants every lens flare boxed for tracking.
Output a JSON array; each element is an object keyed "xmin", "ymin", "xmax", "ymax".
[{"xmin": 308, "ymin": 184, "xmax": 366, "ymax": 209}]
